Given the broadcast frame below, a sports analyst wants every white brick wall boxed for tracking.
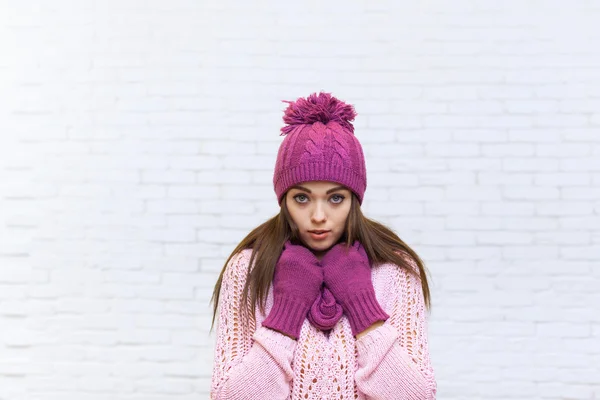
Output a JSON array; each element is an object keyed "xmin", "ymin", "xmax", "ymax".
[{"xmin": 1, "ymin": 0, "xmax": 599, "ymax": 399}]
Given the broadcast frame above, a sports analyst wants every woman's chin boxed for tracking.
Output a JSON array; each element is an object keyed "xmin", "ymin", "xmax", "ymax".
[{"xmin": 304, "ymin": 238, "xmax": 330, "ymax": 250}]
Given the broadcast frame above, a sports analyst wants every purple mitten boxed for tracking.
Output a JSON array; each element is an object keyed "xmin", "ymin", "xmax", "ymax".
[
  {"xmin": 261, "ymin": 240, "xmax": 323, "ymax": 339},
  {"xmin": 307, "ymin": 286, "xmax": 343, "ymax": 331},
  {"xmin": 321, "ymin": 241, "xmax": 389, "ymax": 336}
]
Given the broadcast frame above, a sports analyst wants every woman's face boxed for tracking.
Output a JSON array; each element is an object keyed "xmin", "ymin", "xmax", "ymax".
[{"xmin": 285, "ymin": 180, "xmax": 352, "ymax": 260}]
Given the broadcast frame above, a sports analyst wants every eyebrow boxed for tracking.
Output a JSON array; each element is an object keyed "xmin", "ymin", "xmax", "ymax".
[{"xmin": 289, "ymin": 185, "xmax": 347, "ymax": 194}]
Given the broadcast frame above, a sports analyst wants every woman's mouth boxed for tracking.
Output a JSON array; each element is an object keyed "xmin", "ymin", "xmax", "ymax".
[{"xmin": 308, "ymin": 230, "xmax": 330, "ymax": 240}]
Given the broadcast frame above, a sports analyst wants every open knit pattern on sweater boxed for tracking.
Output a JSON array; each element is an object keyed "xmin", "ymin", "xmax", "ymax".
[{"xmin": 211, "ymin": 248, "xmax": 437, "ymax": 399}]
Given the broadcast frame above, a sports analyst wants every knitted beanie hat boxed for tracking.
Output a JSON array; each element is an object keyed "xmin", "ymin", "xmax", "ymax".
[{"xmin": 273, "ymin": 92, "xmax": 367, "ymax": 205}]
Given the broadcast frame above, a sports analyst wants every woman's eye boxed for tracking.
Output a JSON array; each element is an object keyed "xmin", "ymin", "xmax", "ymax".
[
  {"xmin": 294, "ymin": 194, "xmax": 308, "ymax": 203},
  {"xmin": 293, "ymin": 193, "xmax": 345, "ymax": 204},
  {"xmin": 331, "ymin": 194, "xmax": 345, "ymax": 204}
]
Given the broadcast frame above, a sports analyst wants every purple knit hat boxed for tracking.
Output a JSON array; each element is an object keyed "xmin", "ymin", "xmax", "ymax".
[{"xmin": 273, "ymin": 92, "xmax": 367, "ymax": 205}]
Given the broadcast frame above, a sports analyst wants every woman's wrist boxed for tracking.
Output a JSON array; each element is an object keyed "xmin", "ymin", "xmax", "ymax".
[
  {"xmin": 269, "ymin": 327, "xmax": 297, "ymax": 340},
  {"xmin": 355, "ymin": 320, "xmax": 385, "ymax": 339}
]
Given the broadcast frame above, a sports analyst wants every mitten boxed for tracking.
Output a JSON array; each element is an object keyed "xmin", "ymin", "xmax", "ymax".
[
  {"xmin": 261, "ymin": 240, "xmax": 323, "ymax": 339},
  {"xmin": 321, "ymin": 241, "xmax": 389, "ymax": 336}
]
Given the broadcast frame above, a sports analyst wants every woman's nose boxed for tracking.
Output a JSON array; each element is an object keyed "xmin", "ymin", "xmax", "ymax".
[{"xmin": 311, "ymin": 204, "xmax": 327, "ymax": 222}]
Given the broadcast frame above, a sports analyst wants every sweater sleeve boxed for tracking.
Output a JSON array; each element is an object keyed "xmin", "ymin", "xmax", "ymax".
[
  {"xmin": 211, "ymin": 250, "xmax": 296, "ymax": 400},
  {"xmin": 354, "ymin": 258, "xmax": 437, "ymax": 400}
]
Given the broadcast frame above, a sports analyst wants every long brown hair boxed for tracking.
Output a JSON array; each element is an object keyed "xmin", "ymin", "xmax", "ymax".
[{"xmin": 210, "ymin": 192, "xmax": 432, "ymax": 332}]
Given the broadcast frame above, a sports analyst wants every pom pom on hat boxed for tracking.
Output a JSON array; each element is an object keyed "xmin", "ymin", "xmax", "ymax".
[{"xmin": 280, "ymin": 91, "xmax": 357, "ymax": 136}]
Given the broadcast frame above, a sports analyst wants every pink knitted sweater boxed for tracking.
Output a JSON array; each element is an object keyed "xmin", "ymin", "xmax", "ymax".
[{"xmin": 211, "ymin": 248, "xmax": 437, "ymax": 399}]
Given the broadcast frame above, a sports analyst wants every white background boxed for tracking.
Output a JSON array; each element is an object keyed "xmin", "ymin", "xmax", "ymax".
[{"xmin": 1, "ymin": 1, "xmax": 599, "ymax": 399}]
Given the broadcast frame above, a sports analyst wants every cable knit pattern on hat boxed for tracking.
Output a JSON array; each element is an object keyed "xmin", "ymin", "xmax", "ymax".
[
  {"xmin": 211, "ymin": 249, "xmax": 437, "ymax": 399},
  {"xmin": 273, "ymin": 92, "xmax": 367, "ymax": 205}
]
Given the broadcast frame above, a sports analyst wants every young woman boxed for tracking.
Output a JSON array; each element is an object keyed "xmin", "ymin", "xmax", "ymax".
[{"xmin": 210, "ymin": 92, "xmax": 437, "ymax": 399}]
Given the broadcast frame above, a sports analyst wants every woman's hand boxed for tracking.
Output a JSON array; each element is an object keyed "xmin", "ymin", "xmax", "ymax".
[
  {"xmin": 321, "ymin": 241, "xmax": 389, "ymax": 336},
  {"xmin": 261, "ymin": 240, "xmax": 324, "ymax": 340}
]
